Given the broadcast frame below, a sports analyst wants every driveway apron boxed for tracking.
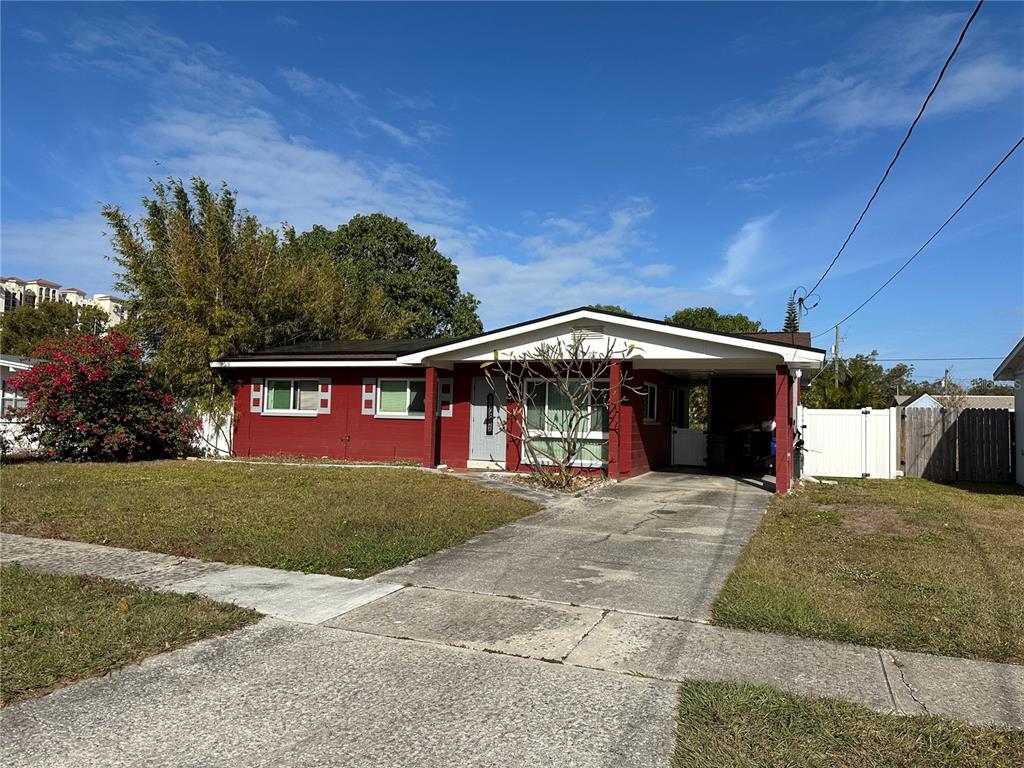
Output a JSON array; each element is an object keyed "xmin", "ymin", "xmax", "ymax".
[{"xmin": 377, "ymin": 471, "xmax": 771, "ymax": 620}]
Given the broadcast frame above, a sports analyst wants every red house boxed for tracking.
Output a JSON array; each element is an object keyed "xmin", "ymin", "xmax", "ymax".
[{"xmin": 212, "ymin": 308, "xmax": 825, "ymax": 493}]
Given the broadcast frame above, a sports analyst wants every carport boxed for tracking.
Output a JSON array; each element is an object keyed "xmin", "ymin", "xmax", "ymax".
[{"xmin": 396, "ymin": 308, "xmax": 827, "ymax": 493}]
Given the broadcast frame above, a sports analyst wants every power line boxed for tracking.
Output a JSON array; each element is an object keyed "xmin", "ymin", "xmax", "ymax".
[
  {"xmin": 872, "ymin": 357, "xmax": 1003, "ymax": 362},
  {"xmin": 813, "ymin": 134, "xmax": 1024, "ymax": 339},
  {"xmin": 803, "ymin": 0, "xmax": 985, "ymax": 299}
]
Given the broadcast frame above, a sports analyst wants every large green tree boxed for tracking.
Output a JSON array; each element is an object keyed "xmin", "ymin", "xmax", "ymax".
[
  {"xmin": 803, "ymin": 353, "xmax": 915, "ymax": 409},
  {"xmin": 664, "ymin": 306, "xmax": 764, "ymax": 427},
  {"xmin": 589, "ymin": 304, "xmax": 632, "ymax": 316},
  {"xmin": 967, "ymin": 378, "xmax": 1015, "ymax": 396},
  {"xmin": 666, "ymin": 306, "xmax": 763, "ymax": 334},
  {"xmin": 287, "ymin": 214, "xmax": 482, "ymax": 338},
  {"xmin": 0, "ymin": 301, "xmax": 109, "ymax": 357},
  {"xmin": 104, "ymin": 178, "xmax": 398, "ymax": 404}
]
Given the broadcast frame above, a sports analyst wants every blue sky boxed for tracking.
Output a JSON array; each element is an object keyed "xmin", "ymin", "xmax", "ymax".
[{"xmin": 2, "ymin": 1, "xmax": 1022, "ymax": 382}]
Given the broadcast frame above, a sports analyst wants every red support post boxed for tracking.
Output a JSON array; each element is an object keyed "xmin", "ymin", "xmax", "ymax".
[
  {"xmin": 610, "ymin": 359, "xmax": 634, "ymax": 480},
  {"xmin": 505, "ymin": 399, "xmax": 522, "ymax": 471},
  {"xmin": 423, "ymin": 367, "xmax": 439, "ymax": 468},
  {"xmin": 608, "ymin": 360, "xmax": 622, "ymax": 479},
  {"xmin": 774, "ymin": 364, "xmax": 793, "ymax": 494}
]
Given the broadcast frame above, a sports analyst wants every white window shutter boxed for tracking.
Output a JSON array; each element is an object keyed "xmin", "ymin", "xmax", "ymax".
[
  {"xmin": 250, "ymin": 378, "xmax": 264, "ymax": 413},
  {"xmin": 317, "ymin": 378, "xmax": 332, "ymax": 414},
  {"xmin": 438, "ymin": 378, "xmax": 454, "ymax": 417},
  {"xmin": 361, "ymin": 378, "xmax": 376, "ymax": 415}
]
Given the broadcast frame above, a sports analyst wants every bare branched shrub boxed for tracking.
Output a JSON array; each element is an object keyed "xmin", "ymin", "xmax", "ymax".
[{"xmin": 483, "ymin": 334, "xmax": 642, "ymax": 488}]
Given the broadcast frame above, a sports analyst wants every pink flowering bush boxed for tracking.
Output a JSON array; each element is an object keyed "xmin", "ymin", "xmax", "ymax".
[{"xmin": 9, "ymin": 332, "xmax": 198, "ymax": 462}]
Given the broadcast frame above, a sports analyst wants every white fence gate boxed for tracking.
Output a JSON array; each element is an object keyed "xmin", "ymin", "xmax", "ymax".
[{"xmin": 799, "ymin": 407, "xmax": 898, "ymax": 479}]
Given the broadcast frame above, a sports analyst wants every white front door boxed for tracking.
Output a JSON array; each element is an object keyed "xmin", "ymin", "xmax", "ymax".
[
  {"xmin": 470, "ymin": 377, "xmax": 507, "ymax": 465},
  {"xmin": 672, "ymin": 427, "xmax": 707, "ymax": 466}
]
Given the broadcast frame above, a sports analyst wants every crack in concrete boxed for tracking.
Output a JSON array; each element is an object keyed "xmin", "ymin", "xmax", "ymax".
[
  {"xmin": 888, "ymin": 652, "xmax": 929, "ymax": 714},
  {"xmin": 618, "ymin": 513, "xmax": 661, "ymax": 537},
  {"xmin": 877, "ymin": 648, "xmax": 899, "ymax": 714},
  {"xmin": 560, "ymin": 610, "xmax": 610, "ymax": 662}
]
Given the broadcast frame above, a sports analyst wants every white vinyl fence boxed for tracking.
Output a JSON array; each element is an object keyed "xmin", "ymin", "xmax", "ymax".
[
  {"xmin": 799, "ymin": 407, "xmax": 898, "ymax": 479},
  {"xmin": 195, "ymin": 411, "xmax": 233, "ymax": 457}
]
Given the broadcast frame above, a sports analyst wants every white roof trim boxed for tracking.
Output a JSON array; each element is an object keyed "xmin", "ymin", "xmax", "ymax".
[
  {"xmin": 0, "ymin": 357, "xmax": 35, "ymax": 371},
  {"xmin": 396, "ymin": 309, "xmax": 825, "ymax": 366},
  {"xmin": 211, "ymin": 360, "xmax": 407, "ymax": 369},
  {"xmin": 994, "ymin": 336, "xmax": 1024, "ymax": 381}
]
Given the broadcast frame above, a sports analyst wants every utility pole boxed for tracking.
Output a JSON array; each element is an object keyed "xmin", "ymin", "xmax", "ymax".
[
  {"xmin": 943, "ymin": 368, "xmax": 949, "ymax": 393},
  {"xmin": 834, "ymin": 325, "xmax": 841, "ymax": 389}
]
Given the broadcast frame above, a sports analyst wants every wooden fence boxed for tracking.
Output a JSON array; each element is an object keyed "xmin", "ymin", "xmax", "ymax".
[{"xmin": 902, "ymin": 408, "xmax": 1015, "ymax": 483}]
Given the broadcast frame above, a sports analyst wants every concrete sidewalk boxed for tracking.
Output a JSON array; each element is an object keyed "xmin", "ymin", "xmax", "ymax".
[
  {"xmin": 333, "ymin": 585, "xmax": 1024, "ymax": 729},
  {"xmin": 1, "ymin": 619, "xmax": 678, "ymax": 768},
  {"xmin": 1, "ymin": 532, "xmax": 400, "ymax": 624},
  {"xmin": 4, "ymin": 531, "xmax": 1021, "ymax": 730}
]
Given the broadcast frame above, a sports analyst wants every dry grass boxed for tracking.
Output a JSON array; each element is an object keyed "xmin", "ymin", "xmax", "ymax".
[
  {"xmin": 1, "ymin": 565, "xmax": 257, "ymax": 704},
  {"xmin": 712, "ymin": 479, "xmax": 1024, "ymax": 663},
  {"xmin": 0, "ymin": 460, "xmax": 540, "ymax": 578},
  {"xmin": 674, "ymin": 679, "xmax": 1024, "ymax": 768}
]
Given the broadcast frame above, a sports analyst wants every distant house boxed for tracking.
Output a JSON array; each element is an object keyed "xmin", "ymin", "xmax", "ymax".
[
  {"xmin": 894, "ymin": 393, "xmax": 943, "ymax": 409},
  {"xmin": 0, "ymin": 354, "xmax": 35, "ymax": 418},
  {"xmin": 0, "ymin": 354, "xmax": 38, "ymax": 453},
  {"xmin": 993, "ymin": 337, "xmax": 1024, "ymax": 486},
  {"xmin": 893, "ymin": 393, "xmax": 1015, "ymax": 411}
]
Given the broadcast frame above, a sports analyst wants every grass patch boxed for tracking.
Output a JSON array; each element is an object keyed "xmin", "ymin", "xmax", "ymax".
[
  {"xmin": 673, "ymin": 679, "xmax": 1024, "ymax": 768},
  {"xmin": 712, "ymin": 479, "xmax": 1024, "ymax": 663},
  {"xmin": 0, "ymin": 460, "xmax": 540, "ymax": 578},
  {"xmin": 1, "ymin": 564, "xmax": 257, "ymax": 704}
]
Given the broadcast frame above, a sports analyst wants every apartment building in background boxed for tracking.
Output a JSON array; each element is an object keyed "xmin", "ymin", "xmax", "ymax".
[{"xmin": 0, "ymin": 276, "xmax": 126, "ymax": 326}]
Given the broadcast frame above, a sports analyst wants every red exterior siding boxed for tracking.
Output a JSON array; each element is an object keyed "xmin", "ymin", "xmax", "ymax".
[
  {"xmin": 234, "ymin": 366, "xmax": 427, "ymax": 463},
  {"xmin": 232, "ymin": 364, "xmax": 478, "ymax": 468},
  {"xmin": 230, "ymin": 362, "xmax": 669, "ymax": 479}
]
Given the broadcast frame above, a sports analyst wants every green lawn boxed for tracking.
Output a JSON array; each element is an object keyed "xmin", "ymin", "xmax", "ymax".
[
  {"xmin": 673, "ymin": 680, "xmax": 1024, "ymax": 768},
  {"xmin": 0, "ymin": 461, "xmax": 539, "ymax": 578},
  {"xmin": 1, "ymin": 564, "xmax": 258, "ymax": 704},
  {"xmin": 712, "ymin": 479, "xmax": 1024, "ymax": 663}
]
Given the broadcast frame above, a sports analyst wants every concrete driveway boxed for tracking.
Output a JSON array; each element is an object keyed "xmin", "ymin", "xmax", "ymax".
[
  {"xmin": 377, "ymin": 470, "xmax": 771, "ymax": 620},
  {"xmin": 2, "ymin": 471, "xmax": 769, "ymax": 768}
]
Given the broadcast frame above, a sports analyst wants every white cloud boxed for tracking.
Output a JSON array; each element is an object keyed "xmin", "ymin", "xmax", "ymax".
[
  {"xmin": 278, "ymin": 67, "xmax": 362, "ymax": 109},
  {"xmin": 3, "ymin": 15, "xmax": 715, "ymax": 325},
  {"xmin": 541, "ymin": 216, "xmax": 584, "ymax": 235},
  {"xmin": 732, "ymin": 172, "xmax": 788, "ymax": 193},
  {"xmin": 274, "ymin": 15, "xmax": 300, "ymax": 27},
  {"xmin": 123, "ymin": 108, "xmax": 465, "ymax": 231},
  {"xmin": 456, "ymin": 199, "xmax": 694, "ymax": 321},
  {"xmin": 19, "ymin": 28, "xmax": 47, "ymax": 44},
  {"xmin": 281, "ymin": 67, "xmax": 446, "ymax": 147},
  {"xmin": 389, "ymin": 91, "xmax": 435, "ymax": 111},
  {"xmin": 708, "ymin": 214, "xmax": 778, "ymax": 297},
  {"xmin": 706, "ymin": 10, "xmax": 1022, "ymax": 137},
  {"xmin": 366, "ymin": 117, "xmax": 418, "ymax": 147},
  {"xmin": 2, "ymin": 212, "xmax": 114, "ymax": 293}
]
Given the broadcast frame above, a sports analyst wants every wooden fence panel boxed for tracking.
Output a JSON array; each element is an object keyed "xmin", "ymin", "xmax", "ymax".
[
  {"xmin": 904, "ymin": 409, "xmax": 956, "ymax": 481},
  {"xmin": 958, "ymin": 409, "xmax": 1012, "ymax": 483},
  {"xmin": 903, "ymin": 408, "xmax": 1014, "ymax": 483}
]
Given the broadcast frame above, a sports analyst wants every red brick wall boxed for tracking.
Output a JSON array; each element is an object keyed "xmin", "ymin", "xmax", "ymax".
[
  {"xmin": 630, "ymin": 370, "xmax": 672, "ymax": 475},
  {"xmin": 774, "ymin": 365, "xmax": 795, "ymax": 494}
]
